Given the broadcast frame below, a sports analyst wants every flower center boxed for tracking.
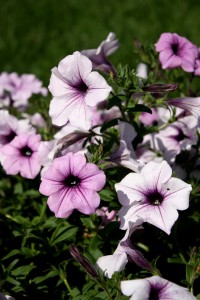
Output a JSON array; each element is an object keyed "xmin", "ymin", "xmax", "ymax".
[
  {"xmin": 171, "ymin": 43, "xmax": 179, "ymax": 55},
  {"xmin": 147, "ymin": 191, "xmax": 163, "ymax": 205},
  {"xmin": 2, "ymin": 131, "xmax": 16, "ymax": 144},
  {"xmin": 20, "ymin": 146, "xmax": 33, "ymax": 157},
  {"xmin": 76, "ymin": 81, "xmax": 88, "ymax": 93},
  {"xmin": 149, "ymin": 287, "xmax": 159, "ymax": 300},
  {"xmin": 65, "ymin": 175, "xmax": 80, "ymax": 187},
  {"xmin": 175, "ymin": 129, "xmax": 187, "ymax": 141}
]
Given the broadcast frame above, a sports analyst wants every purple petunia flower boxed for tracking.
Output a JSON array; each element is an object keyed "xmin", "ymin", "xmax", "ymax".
[
  {"xmin": 81, "ymin": 32, "xmax": 120, "ymax": 74},
  {"xmin": 166, "ymin": 97, "xmax": 200, "ymax": 119},
  {"xmin": 115, "ymin": 160, "xmax": 192, "ymax": 234},
  {"xmin": 109, "ymin": 121, "xmax": 144, "ymax": 172},
  {"xmin": 194, "ymin": 48, "xmax": 200, "ymax": 76},
  {"xmin": 155, "ymin": 33, "xmax": 198, "ymax": 72},
  {"xmin": 0, "ymin": 110, "xmax": 35, "ymax": 148},
  {"xmin": 39, "ymin": 152, "xmax": 106, "ymax": 218},
  {"xmin": 48, "ymin": 51, "xmax": 112, "ymax": 130},
  {"xmin": 121, "ymin": 275, "xmax": 196, "ymax": 300},
  {"xmin": 154, "ymin": 116, "xmax": 197, "ymax": 163},
  {"xmin": 96, "ymin": 219, "xmax": 152, "ymax": 278},
  {"xmin": 0, "ymin": 72, "xmax": 47, "ymax": 109},
  {"xmin": 0, "ymin": 133, "xmax": 41, "ymax": 179}
]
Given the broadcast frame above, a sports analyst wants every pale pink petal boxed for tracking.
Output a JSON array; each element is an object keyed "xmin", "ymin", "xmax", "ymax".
[
  {"xmin": 84, "ymin": 71, "xmax": 112, "ymax": 106},
  {"xmin": 121, "ymin": 278, "xmax": 150, "ymax": 299},
  {"xmin": 48, "ymin": 68, "xmax": 71, "ymax": 96},
  {"xmin": 58, "ymin": 51, "xmax": 92, "ymax": 83},
  {"xmin": 75, "ymin": 187, "xmax": 100, "ymax": 214},
  {"xmin": 163, "ymin": 178, "xmax": 192, "ymax": 210},
  {"xmin": 96, "ymin": 252, "xmax": 128, "ymax": 279},
  {"xmin": 115, "ymin": 173, "xmax": 144, "ymax": 206}
]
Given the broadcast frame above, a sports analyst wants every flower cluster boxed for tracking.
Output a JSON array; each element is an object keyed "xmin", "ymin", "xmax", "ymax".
[{"xmin": 0, "ymin": 32, "xmax": 199, "ymax": 299}]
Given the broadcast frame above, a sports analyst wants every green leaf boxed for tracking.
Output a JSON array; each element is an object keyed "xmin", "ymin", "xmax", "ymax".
[
  {"xmin": 31, "ymin": 270, "xmax": 59, "ymax": 284},
  {"xmin": 11, "ymin": 263, "xmax": 35, "ymax": 277},
  {"xmin": 50, "ymin": 226, "xmax": 78, "ymax": 246},
  {"xmin": 100, "ymin": 118, "xmax": 119, "ymax": 132},
  {"xmin": 7, "ymin": 259, "xmax": 19, "ymax": 273},
  {"xmin": 125, "ymin": 104, "xmax": 152, "ymax": 113},
  {"xmin": 99, "ymin": 189, "xmax": 115, "ymax": 202},
  {"xmin": 80, "ymin": 216, "xmax": 95, "ymax": 229},
  {"xmin": 196, "ymin": 294, "xmax": 200, "ymax": 300},
  {"xmin": 2, "ymin": 249, "xmax": 21, "ymax": 260},
  {"xmin": 107, "ymin": 95, "xmax": 123, "ymax": 109}
]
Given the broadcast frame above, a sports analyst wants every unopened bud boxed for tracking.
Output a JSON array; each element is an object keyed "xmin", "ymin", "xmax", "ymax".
[
  {"xmin": 143, "ymin": 83, "xmax": 178, "ymax": 93},
  {"xmin": 69, "ymin": 245, "xmax": 99, "ymax": 279}
]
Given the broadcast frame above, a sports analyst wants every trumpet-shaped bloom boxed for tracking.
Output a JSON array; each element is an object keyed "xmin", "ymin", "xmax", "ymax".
[
  {"xmin": 0, "ymin": 72, "xmax": 47, "ymax": 109},
  {"xmin": 115, "ymin": 161, "xmax": 192, "ymax": 234},
  {"xmin": 81, "ymin": 32, "xmax": 119, "ymax": 74},
  {"xmin": 155, "ymin": 33, "xmax": 198, "ymax": 72},
  {"xmin": 0, "ymin": 110, "xmax": 35, "ymax": 148},
  {"xmin": 0, "ymin": 133, "xmax": 41, "ymax": 179},
  {"xmin": 109, "ymin": 121, "xmax": 144, "ymax": 172},
  {"xmin": 39, "ymin": 152, "xmax": 106, "ymax": 218},
  {"xmin": 167, "ymin": 97, "xmax": 200, "ymax": 119},
  {"xmin": 96, "ymin": 220, "xmax": 152, "ymax": 278},
  {"xmin": 121, "ymin": 275, "xmax": 196, "ymax": 300},
  {"xmin": 154, "ymin": 116, "xmax": 197, "ymax": 163},
  {"xmin": 48, "ymin": 51, "xmax": 112, "ymax": 130}
]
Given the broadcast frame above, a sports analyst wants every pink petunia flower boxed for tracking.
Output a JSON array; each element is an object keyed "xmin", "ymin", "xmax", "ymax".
[
  {"xmin": 0, "ymin": 72, "xmax": 47, "ymax": 109},
  {"xmin": 0, "ymin": 133, "xmax": 41, "ymax": 179},
  {"xmin": 96, "ymin": 206, "xmax": 117, "ymax": 225},
  {"xmin": 39, "ymin": 152, "xmax": 106, "ymax": 218},
  {"xmin": 109, "ymin": 121, "xmax": 144, "ymax": 172},
  {"xmin": 194, "ymin": 48, "xmax": 200, "ymax": 76},
  {"xmin": 81, "ymin": 32, "xmax": 120, "ymax": 74},
  {"xmin": 121, "ymin": 275, "xmax": 196, "ymax": 300},
  {"xmin": 96, "ymin": 220, "xmax": 152, "ymax": 278},
  {"xmin": 0, "ymin": 110, "xmax": 35, "ymax": 148},
  {"xmin": 155, "ymin": 33, "xmax": 198, "ymax": 72},
  {"xmin": 166, "ymin": 97, "xmax": 200, "ymax": 119},
  {"xmin": 154, "ymin": 116, "xmax": 197, "ymax": 163},
  {"xmin": 115, "ymin": 160, "xmax": 192, "ymax": 234},
  {"xmin": 48, "ymin": 51, "xmax": 112, "ymax": 130}
]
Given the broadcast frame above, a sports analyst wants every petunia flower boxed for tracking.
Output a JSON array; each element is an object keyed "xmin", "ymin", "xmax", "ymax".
[
  {"xmin": 39, "ymin": 152, "xmax": 106, "ymax": 218},
  {"xmin": 155, "ymin": 33, "xmax": 198, "ymax": 72},
  {"xmin": 194, "ymin": 48, "xmax": 200, "ymax": 76},
  {"xmin": 48, "ymin": 51, "xmax": 112, "ymax": 130},
  {"xmin": 115, "ymin": 160, "xmax": 192, "ymax": 234},
  {"xmin": 96, "ymin": 219, "xmax": 152, "ymax": 278},
  {"xmin": 121, "ymin": 275, "xmax": 197, "ymax": 300},
  {"xmin": 0, "ymin": 72, "xmax": 47, "ymax": 109},
  {"xmin": 81, "ymin": 32, "xmax": 120, "ymax": 74},
  {"xmin": 109, "ymin": 121, "xmax": 144, "ymax": 172},
  {"xmin": 0, "ymin": 110, "xmax": 35, "ymax": 148},
  {"xmin": 166, "ymin": 97, "xmax": 200, "ymax": 119},
  {"xmin": 154, "ymin": 116, "xmax": 197, "ymax": 163},
  {"xmin": 0, "ymin": 133, "xmax": 41, "ymax": 179}
]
